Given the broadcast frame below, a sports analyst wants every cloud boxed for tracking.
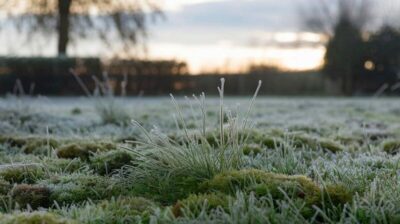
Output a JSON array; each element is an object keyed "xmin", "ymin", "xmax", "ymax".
[
  {"xmin": 156, "ymin": 0, "xmax": 300, "ymax": 31},
  {"xmin": 161, "ymin": 0, "xmax": 227, "ymax": 11},
  {"xmin": 149, "ymin": 0, "xmax": 306, "ymax": 46}
]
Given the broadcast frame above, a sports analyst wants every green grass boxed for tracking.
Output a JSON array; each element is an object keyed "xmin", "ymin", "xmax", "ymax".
[{"xmin": 0, "ymin": 84, "xmax": 400, "ymax": 223}]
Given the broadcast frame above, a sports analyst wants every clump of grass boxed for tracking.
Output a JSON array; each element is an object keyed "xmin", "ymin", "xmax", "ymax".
[
  {"xmin": 95, "ymin": 99, "xmax": 131, "ymax": 125},
  {"xmin": 123, "ymin": 79, "xmax": 262, "ymax": 203},
  {"xmin": 0, "ymin": 163, "xmax": 45, "ymax": 184},
  {"xmin": 41, "ymin": 158, "xmax": 85, "ymax": 174},
  {"xmin": 0, "ymin": 211, "xmax": 75, "ymax": 224},
  {"xmin": 71, "ymin": 69, "xmax": 131, "ymax": 125},
  {"xmin": 60, "ymin": 196, "xmax": 156, "ymax": 223}
]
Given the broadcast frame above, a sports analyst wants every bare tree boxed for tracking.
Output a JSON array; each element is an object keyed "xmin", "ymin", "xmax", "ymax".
[
  {"xmin": 299, "ymin": 0, "xmax": 372, "ymax": 95},
  {"xmin": 299, "ymin": 0, "xmax": 372, "ymax": 37},
  {"xmin": 0, "ymin": 0, "xmax": 163, "ymax": 56}
]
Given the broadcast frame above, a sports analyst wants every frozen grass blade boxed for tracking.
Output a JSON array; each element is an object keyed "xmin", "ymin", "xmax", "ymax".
[
  {"xmin": 218, "ymin": 78, "xmax": 225, "ymax": 147},
  {"xmin": 242, "ymin": 80, "xmax": 262, "ymax": 130},
  {"xmin": 170, "ymin": 94, "xmax": 190, "ymax": 140}
]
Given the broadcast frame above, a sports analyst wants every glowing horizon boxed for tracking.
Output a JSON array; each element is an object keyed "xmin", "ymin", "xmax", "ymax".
[
  {"xmin": 147, "ymin": 31, "xmax": 326, "ymax": 74},
  {"xmin": 148, "ymin": 42, "xmax": 325, "ymax": 74}
]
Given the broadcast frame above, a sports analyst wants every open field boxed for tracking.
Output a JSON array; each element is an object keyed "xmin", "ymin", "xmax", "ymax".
[{"xmin": 0, "ymin": 95, "xmax": 400, "ymax": 223}]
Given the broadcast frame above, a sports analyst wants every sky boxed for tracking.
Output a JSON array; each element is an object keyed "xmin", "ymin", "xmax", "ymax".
[
  {"xmin": 147, "ymin": 0, "xmax": 326, "ymax": 73},
  {"xmin": 0, "ymin": 0, "xmax": 399, "ymax": 74}
]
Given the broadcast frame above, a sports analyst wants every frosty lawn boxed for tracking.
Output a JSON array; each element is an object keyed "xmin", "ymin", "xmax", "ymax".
[{"xmin": 0, "ymin": 92, "xmax": 400, "ymax": 223}]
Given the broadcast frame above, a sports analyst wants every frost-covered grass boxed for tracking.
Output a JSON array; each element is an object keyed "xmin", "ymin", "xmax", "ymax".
[{"xmin": 0, "ymin": 91, "xmax": 400, "ymax": 223}]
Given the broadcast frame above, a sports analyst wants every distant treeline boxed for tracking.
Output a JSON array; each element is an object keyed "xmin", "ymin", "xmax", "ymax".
[
  {"xmin": 0, "ymin": 56, "xmax": 327, "ymax": 96},
  {"xmin": 0, "ymin": 56, "xmax": 394, "ymax": 96}
]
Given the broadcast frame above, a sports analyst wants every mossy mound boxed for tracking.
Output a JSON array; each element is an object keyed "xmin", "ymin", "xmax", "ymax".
[
  {"xmin": 56, "ymin": 142, "xmax": 116, "ymax": 160},
  {"xmin": 335, "ymin": 135, "xmax": 363, "ymax": 146},
  {"xmin": 0, "ymin": 135, "xmax": 59, "ymax": 154},
  {"xmin": 318, "ymin": 139, "xmax": 345, "ymax": 153},
  {"xmin": 201, "ymin": 169, "xmax": 353, "ymax": 209},
  {"xmin": 11, "ymin": 184, "xmax": 51, "ymax": 209},
  {"xmin": 99, "ymin": 196, "xmax": 155, "ymax": 215},
  {"xmin": 0, "ymin": 211, "xmax": 76, "ymax": 224},
  {"xmin": 257, "ymin": 136, "xmax": 284, "ymax": 149},
  {"xmin": 42, "ymin": 173, "xmax": 124, "ymax": 205},
  {"xmin": 288, "ymin": 134, "xmax": 344, "ymax": 153},
  {"xmin": 201, "ymin": 169, "xmax": 321, "ymax": 205},
  {"xmin": 97, "ymin": 196, "xmax": 156, "ymax": 222},
  {"xmin": 381, "ymin": 139, "xmax": 400, "ymax": 155},
  {"xmin": 61, "ymin": 196, "xmax": 156, "ymax": 224},
  {"xmin": 90, "ymin": 150, "xmax": 134, "ymax": 175},
  {"xmin": 202, "ymin": 130, "xmax": 282, "ymax": 148},
  {"xmin": 172, "ymin": 193, "xmax": 231, "ymax": 217},
  {"xmin": 0, "ymin": 178, "xmax": 11, "ymax": 195},
  {"xmin": 204, "ymin": 132, "xmax": 221, "ymax": 147},
  {"xmin": 288, "ymin": 125, "xmax": 321, "ymax": 134},
  {"xmin": 242, "ymin": 144, "xmax": 263, "ymax": 155},
  {"xmin": 42, "ymin": 158, "xmax": 85, "ymax": 173},
  {"xmin": 322, "ymin": 185, "xmax": 353, "ymax": 206},
  {"xmin": 70, "ymin": 108, "xmax": 82, "ymax": 115},
  {"xmin": 0, "ymin": 163, "xmax": 45, "ymax": 184}
]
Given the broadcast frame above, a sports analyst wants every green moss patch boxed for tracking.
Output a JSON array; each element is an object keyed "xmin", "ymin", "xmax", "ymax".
[{"xmin": 201, "ymin": 169, "xmax": 321, "ymax": 205}]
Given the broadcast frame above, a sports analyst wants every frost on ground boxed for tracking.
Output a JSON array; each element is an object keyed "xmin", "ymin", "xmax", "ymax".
[{"xmin": 0, "ymin": 96, "xmax": 400, "ymax": 223}]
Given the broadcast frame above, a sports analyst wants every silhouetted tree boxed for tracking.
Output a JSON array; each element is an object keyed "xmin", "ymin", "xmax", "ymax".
[
  {"xmin": 324, "ymin": 17, "xmax": 365, "ymax": 95},
  {"xmin": 366, "ymin": 26, "xmax": 400, "ymax": 80},
  {"xmin": 0, "ymin": 0, "xmax": 162, "ymax": 56},
  {"xmin": 300, "ymin": 0, "xmax": 372, "ymax": 95}
]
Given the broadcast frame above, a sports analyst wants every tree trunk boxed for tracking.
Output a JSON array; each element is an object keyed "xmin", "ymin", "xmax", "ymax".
[{"xmin": 57, "ymin": 0, "xmax": 72, "ymax": 56}]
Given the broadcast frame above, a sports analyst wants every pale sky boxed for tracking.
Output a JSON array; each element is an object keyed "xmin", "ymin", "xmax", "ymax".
[
  {"xmin": 148, "ymin": 0, "xmax": 327, "ymax": 73},
  {"xmin": 0, "ymin": 0, "xmax": 399, "ymax": 74}
]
